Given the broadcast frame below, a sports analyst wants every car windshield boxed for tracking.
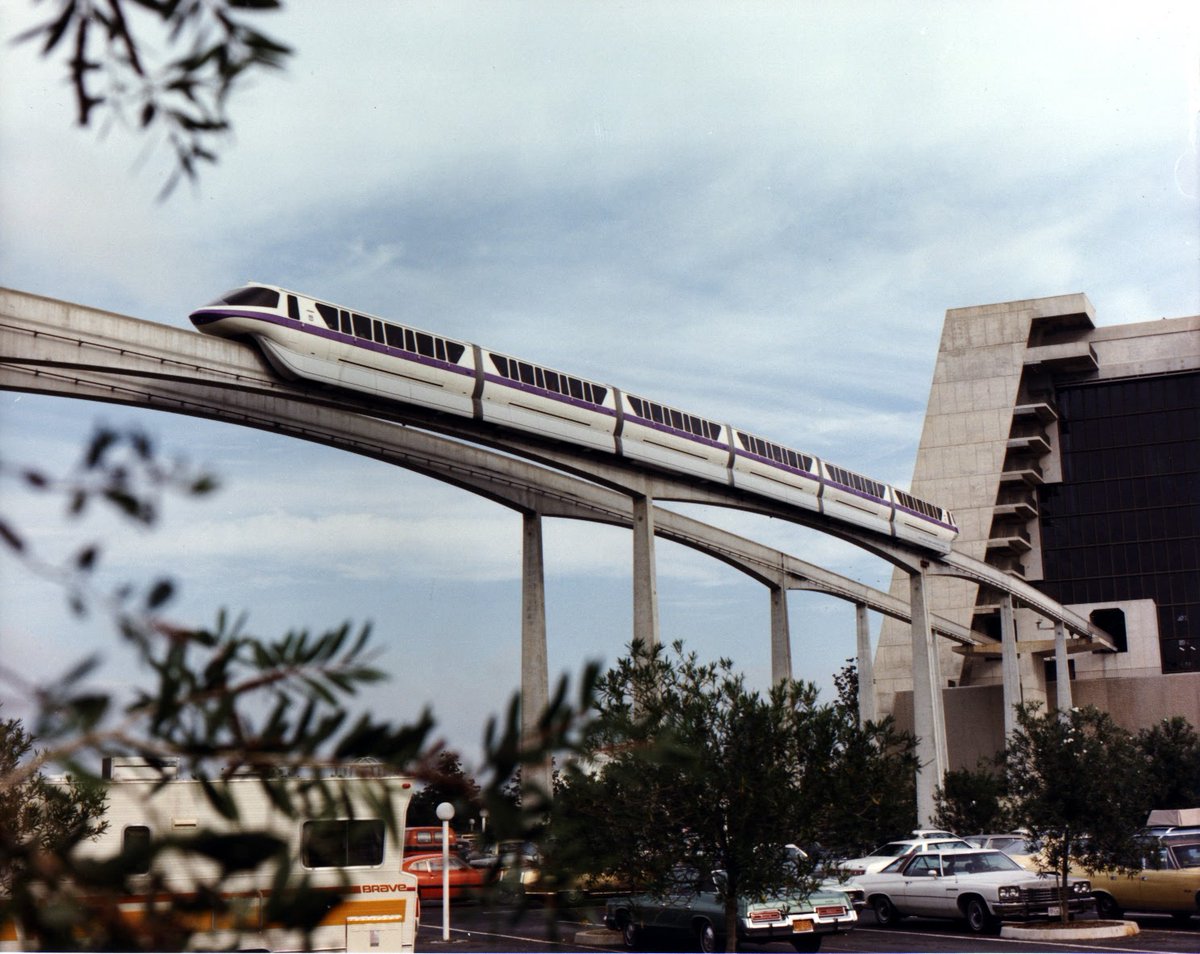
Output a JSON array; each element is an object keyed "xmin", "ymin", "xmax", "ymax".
[
  {"xmin": 941, "ymin": 851, "xmax": 1023, "ymax": 874},
  {"xmin": 873, "ymin": 842, "xmax": 912, "ymax": 857}
]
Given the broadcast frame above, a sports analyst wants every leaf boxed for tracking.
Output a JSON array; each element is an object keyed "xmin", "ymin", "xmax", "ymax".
[{"xmin": 0, "ymin": 519, "xmax": 25, "ymax": 553}]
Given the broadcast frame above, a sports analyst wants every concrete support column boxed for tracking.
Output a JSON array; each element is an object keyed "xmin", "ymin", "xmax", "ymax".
[
  {"xmin": 1054, "ymin": 621, "xmax": 1073, "ymax": 714},
  {"xmin": 856, "ymin": 603, "xmax": 876, "ymax": 725},
  {"xmin": 1000, "ymin": 594, "xmax": 1022, "ymax": 739},
  {"xmin": 631, "ymin": 494, "xmax": 660, "ymax": 651},
  {"xmin": 520, "ymin": 512, "xmax": 552, "ymax": 801},
  {"xmin": 909, "ymin": 568, "xmax": 948, "ymax": 826},
  {"xmin": 769, "ymin": 575, "xmax": 792, "ymax": 684}
]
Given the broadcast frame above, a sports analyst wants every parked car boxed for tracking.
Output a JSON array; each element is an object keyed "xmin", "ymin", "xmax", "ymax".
[
  {"xmin": 785, "ymin": 844, "xmax": 866, "ymax": 911},
  {"xmin": 964, "ymin": 833, "xmax": 1040, "ymax": 870},
  {"xmin": 856, "ymin": 848, "xmax": 1092, "ymax": 934},
  {"xmin": 837, "ymin": 834, "xmax": 974, "ymax": 876},
  {"xmin": 1077, "ymin": 832, "xmax": 1200, "ymax": 921},
  {"xmin": 605, "ymin": 867, "xmax": 856, "ymax": 953},
  {"xmin": 401, "ymin": 852, "xmax": 486, "ymax": 901}
]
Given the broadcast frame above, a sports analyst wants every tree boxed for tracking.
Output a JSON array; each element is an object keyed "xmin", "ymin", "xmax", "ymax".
[
  {"xmin": 554, "ymin": 640, "xmax": 823, "ymax": 953},
  {"xmin": 0, "ymin": 710, "xmax": 108, "ymax": 897},
  {"xmin": 1005, "ymin": 704, "xmax": 1151, "ymax": 923},
  {"xmin": 932, "ymin": 758, "xmax": 1011, "ymax": 836},
  {"xmin": 1137, "ymin": 717, "xmax": 1200, "ymax": 810},
  {"xmin": 792, "ymin": 661, "xmax": 919, "ymax": 858},
  {"xmin": 406, "ymin": 749, "xmax": 482, "ymax": 828},
  {"xmin": 18, "ymin": 0, "xmax": 292, "ymax": 196},
  {"xmin": 0, "ymin": 425, "xmax": 595, "ymax": 948}
]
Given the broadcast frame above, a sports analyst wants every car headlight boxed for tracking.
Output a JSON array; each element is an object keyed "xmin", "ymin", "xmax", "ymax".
[
  {"xmin": 998, "ymin": 886, "xmax": 1021, "ymax": 901},
  {"xmin": 1072, "ymin": 881, "xmax": 1090, "ymax": 895}
]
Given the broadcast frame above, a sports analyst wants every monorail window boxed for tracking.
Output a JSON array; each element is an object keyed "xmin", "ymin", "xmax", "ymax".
[
  {"xmin": 316, "ymin": 302, "xmax": 339, "ymax": 330},
  {"xmin": 826, "ymin": 464, "xmax": 885, "ymax": 500},
  {"xmin": 736, "ymin": 432, "xmax": 812, "ymax": 471},
  {"xmin": 340, "ymin": 311, "xmax": 352, "ymax": 335},
  {"xmin": 352, "ymin": 313, "xmax": 372, "ymax": 339},
  {"xmin": 122, "ymin": 825, "xmax": 152, "ymax": 874},
  {"xmin": 629, "ymin": 395, "xmax": 720, "ymax": 441},
  {"xmin": 213, "ymin": 286, "xmax": 279, "ymax": 308},
  {"xmin": 487, "ymin": 353, "xmax": 606, "ymax": 405},
  {"xmin": 894, "ymin": 489, "xmax": 944, "ymax": 521},
  {"xmin": 373, "ymin": 320, "xmax": 385, "ymax": 343},
  {"xmin": 416, "ymin": 331, "xmax": 435, "ymax": 357},
  {"xmin": 287, "ymin": 295, "xmax": 300, "ymax": 321},
  {"xmin": 301, "ymin": 819, "xmax": 385, "ymax": 868},
  {"xmin": 385, "ymin": 324, "xmax": 405, "ymax": 348}
]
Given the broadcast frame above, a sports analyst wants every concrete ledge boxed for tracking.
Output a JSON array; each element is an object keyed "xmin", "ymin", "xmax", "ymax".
[
  {"xmin": 575, "ymin": 927, "xmax": 624, "ymax": 947},
  {"xmin": 1000, "ymin": 919, "xmax": 1139, "ymax": 941}
]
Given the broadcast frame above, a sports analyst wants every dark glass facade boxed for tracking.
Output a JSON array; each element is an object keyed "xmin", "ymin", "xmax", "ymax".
[{"xmin": 1037, "ymin": 371, "xmax": 1200, "ymax": 673}]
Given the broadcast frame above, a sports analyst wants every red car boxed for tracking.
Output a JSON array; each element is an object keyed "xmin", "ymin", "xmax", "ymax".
[{"xmin": 402, "ymin": 852, "xmax": 486, "ymax": 901}]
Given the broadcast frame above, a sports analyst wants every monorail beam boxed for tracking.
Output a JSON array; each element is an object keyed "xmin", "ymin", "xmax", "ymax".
[
  {"xmin": 1054, "ymin": 622, "xmax": 1073, "ymax": 713},
  {"xmin": 769, "ymin": 574, "xmax": 791, "ymax": 683},
  {"xmin": 909, "ymin": 569, "xmax": 948, "ymax": 826},
  {"xmin": 631, "ymin": 495, "xmax": 661, "ymax": 651},
  {"xmin": 1000, "ymin": 594, "xmax": 1021, "ymax": 739},
  {"xmin": 520, "ymin": 512, "xmax": 552, "ymax": 800},
  {"xmin": 856, "ymin": 604, "xmax": 876, "ymax": 725}
]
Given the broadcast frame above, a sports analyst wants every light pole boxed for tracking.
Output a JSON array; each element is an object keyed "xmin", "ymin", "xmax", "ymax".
[{"xmin": 436, "ymin": 802, "xmax": 455, "ymax": 941}]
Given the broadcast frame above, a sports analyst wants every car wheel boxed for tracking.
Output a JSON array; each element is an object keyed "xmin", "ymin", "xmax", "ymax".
[
  {"xmin": 790, "ymin": 934, "xmax": 822, "ymax": 952},
  {"xmin": 620, "ymin": 918, "xmax": 640, "ymax": 950},
  {"xmin": 872, "ymin": 895, "xmax": 901, "ymax": 927},
  {"xmin": 1094, "ymin": 892, "xmax": 1123, "ymax": 920},
  {"xmin": 696, "ymin": 921, "xmax": 717, "ymax": 953},
  {"xmin": 964, "ymin": 897, "xmax": 998, "ymax": 935}
]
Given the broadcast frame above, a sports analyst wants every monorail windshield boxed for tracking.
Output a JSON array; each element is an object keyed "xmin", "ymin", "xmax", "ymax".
[{"xmin": 209, "ymin": 286, "xmax": 280, "ymax": 308}]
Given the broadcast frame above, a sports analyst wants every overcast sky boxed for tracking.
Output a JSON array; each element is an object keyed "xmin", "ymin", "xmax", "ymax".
[{"xmin": 2, "ymin": 2, "xmax": 1198, "ymax": 770}]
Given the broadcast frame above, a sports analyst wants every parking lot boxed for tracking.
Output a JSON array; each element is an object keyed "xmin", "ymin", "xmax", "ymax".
[{"xmin": 417, "ymin": 903, "xmax": 1200, "ymax": 953}]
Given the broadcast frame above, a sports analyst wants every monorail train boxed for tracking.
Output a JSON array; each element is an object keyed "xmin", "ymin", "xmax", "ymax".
[{"xmin": 189, "ymin": 283, "xmax": 958, "ymax": 552}]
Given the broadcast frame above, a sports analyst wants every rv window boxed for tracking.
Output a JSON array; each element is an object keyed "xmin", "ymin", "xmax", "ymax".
[
  {"xmin": 302, "ymin": 819, "xmax": 385, "ymax": 868},
  {"xmin": 123, "ymin": 825, "xmax": 152, "ymax": 874}
]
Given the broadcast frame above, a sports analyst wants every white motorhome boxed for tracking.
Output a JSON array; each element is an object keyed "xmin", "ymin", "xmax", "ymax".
[{"xmin": 5, "ymin": 758, "xmax": 420, "ymax": 952}]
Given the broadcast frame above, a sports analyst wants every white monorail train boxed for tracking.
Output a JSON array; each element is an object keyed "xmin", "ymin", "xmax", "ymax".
[{"xmin": 190, "ymin": 283, "xmax": 958, "ymax": 553}]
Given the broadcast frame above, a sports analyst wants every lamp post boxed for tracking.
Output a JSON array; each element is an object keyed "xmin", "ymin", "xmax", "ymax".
[{"xmin": 436, "ymin": 802, "xmax": 455, "ymax": 941}]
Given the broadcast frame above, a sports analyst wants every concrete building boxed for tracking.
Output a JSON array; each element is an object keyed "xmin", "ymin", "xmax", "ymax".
[{"xmin": 874, "ymin": 294, "xmax": 1200, "ymax": 769}]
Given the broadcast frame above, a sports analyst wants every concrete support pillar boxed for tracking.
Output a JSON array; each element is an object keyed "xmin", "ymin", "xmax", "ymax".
[
  {"xmin": 909, "ymin": 568, "xmax": 948, "ymax": 826},
  {"xmin": 856, "ymin": 603, "xmax": 876, "ymax": 725},
  {"xmin": 520, "ymin": 512, "xmax": 552, "ymax": 801},
  {"xmin": 631, "ymin": 494, "xmax": 660, "ymax": 651},
  {"xmin": 1054, "ymin": 621, "xmax": 1073, "ymax": 714},
  {"xmin": 1000, "ymin": 594, "xmax": 1022, "ymax": 739},
  {"xmin": 769, "ymin": 575, "xmax": 792, "ymax": 684}
]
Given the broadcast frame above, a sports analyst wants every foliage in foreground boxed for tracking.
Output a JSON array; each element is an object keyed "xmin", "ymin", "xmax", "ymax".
[
  {"xmin": 17, "ymin": 0, "xmax": 292, "ymax": 196},
  {"xmin": 0, "ymin": 426, "xmax": 593, "ymax": 949}
]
